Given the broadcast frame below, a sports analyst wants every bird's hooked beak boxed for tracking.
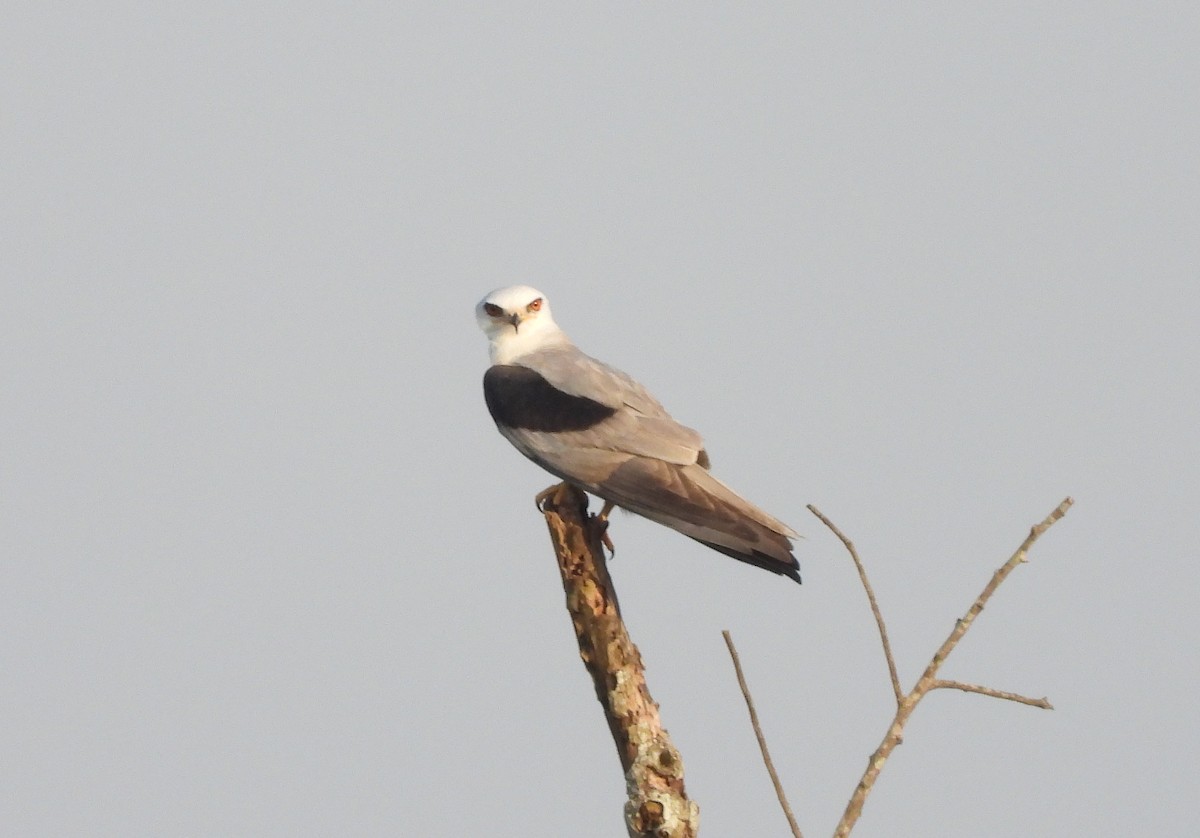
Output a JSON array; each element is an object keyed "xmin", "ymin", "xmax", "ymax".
[{"xmin": 508, "ymin": 312, "xmax": 522, "ymax": 332}]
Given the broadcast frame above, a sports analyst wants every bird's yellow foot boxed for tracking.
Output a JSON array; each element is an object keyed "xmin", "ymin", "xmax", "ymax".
[
  {"xmin": 596, "ymin": 500, "xmax": 616, "ymax": 555},
  {"xmin": 535, "ymin": 482, "xmax": 570, "ymax": 512}
]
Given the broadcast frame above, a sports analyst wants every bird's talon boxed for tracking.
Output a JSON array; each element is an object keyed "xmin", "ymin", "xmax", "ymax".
[
  {"xmin": 592, "ymin": 514, "xmax": 616, "ymax": 556},
  {"xmin": 601, "ymin": 529, "xmax": 616, "ymax": 556},
  {"xmin": 535, "ymin": 482, "xmax": 567, "ymax": 512}
]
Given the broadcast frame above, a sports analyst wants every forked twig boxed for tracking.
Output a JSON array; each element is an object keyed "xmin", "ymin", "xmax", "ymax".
[
  {"xmin": 726, "ymin": 500, "xmax": 1070, "ymax": 836},
  {"xmin": 722, "ymin": 631, "xmax": 803, "ymax": 838},
  {"xmin": 824, "ymin": 497, "xmax": 1073, "ymax": 837}
]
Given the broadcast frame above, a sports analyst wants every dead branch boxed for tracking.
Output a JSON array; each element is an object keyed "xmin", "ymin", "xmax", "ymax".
[
  {"xmin": 805, "ymin": 506, "xmax": 903, "ymax": 705},
  {"xmin": 821, "ymin": 497, "xmax": 1073, "ymax": 838},
  {"xmin": 723, "ymin": 631, "xmax": 803, "ymax": 838},
  {"xmin": 539, "ymin": 483, "xmax": 700, "ymax": 838},
  {"xmin": 930, "ymin": 679, "xmax": 1053, "ymax": 710}
]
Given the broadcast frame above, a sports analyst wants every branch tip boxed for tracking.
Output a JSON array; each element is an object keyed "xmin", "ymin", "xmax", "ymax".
[
  {"xmin": 930, "ymin": 679, "xmax": 1054, "ymax": 710},
  {"xmin": 807, "ymin": 504, "xmax": 903, "ymax": 705},
  {"xmin": 722, "ymin": 631, "xmax": 803, "ymax": 838}
]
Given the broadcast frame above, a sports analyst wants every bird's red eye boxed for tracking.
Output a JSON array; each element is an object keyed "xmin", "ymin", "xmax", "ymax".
[
  {"xmin": 527, "ymin": 298, "xmax": 543, "ymax": 312},
  {"xmin": 483, "ymin": 303, "xmax": 503, "ymax": 317}
]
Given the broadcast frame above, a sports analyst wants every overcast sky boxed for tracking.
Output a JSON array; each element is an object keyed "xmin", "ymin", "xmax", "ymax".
[{"xmin": 3, "ymin": 4, "xmax": 1198, "ymax": 836}]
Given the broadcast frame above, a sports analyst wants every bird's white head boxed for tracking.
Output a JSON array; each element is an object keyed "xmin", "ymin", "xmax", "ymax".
[{"xmin": 475, "ymin": 285, "xmax": 568, "ymax": 364}]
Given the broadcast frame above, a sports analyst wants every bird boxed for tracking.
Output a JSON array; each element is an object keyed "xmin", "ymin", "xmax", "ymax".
[{"xmin": 476, "ymin": 284, "xmax": 801, "ymax": 584}]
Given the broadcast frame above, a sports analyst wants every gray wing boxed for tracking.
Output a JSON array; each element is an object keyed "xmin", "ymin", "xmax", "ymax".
[
  {"xmin": 491, "ymin": 346, "xmax": 801, "ymax": 582},
  {"xmin": 517, "ymin": 344, "xmax": 706, "ymax": 464},
  {"xmin": 523, "ymin": 345, "xmax": 670, "ymax": 415}
]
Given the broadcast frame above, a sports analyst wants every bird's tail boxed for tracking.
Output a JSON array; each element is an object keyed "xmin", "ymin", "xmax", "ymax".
[{"xmin": 596, "ymin": 459, "xmax": 801, "ymax": 583}]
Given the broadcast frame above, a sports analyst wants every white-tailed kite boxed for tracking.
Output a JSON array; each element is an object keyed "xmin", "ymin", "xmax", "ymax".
[{"xmin": 476, "ymin": 285, "xmax": 800, "ymax": 584}]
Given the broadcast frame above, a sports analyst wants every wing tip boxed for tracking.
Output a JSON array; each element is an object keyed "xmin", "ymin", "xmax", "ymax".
[
  {"xmin": 691, "ymin": 536, "xmax": 802, "ymax": 585},
  {"xmin": 766, "ymin": 553, "xmax": 803, "ymax": 585},
  {"xmin": 781, "ymin": 563, "xmax": 803, "ymax": 585}
]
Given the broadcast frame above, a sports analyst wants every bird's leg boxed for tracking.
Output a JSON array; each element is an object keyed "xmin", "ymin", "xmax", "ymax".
[
  {"xmin": 595, "ymin": 500, "xmax": 616, "ymax": 555},
  {"xmin": 535, "ymin": 481, "xmax": 570, "ymax": 512}
]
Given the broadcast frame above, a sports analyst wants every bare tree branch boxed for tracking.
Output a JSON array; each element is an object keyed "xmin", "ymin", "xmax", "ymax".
[
  {"xmin": 538, "ymin": 480, "xmax": 1068, "ymax": 837},
  {"xmin": 821, "ymin": 497, "xmax": 1073, "ymax": 838},
  {"xmin": 806, "ymin": 505, "xmax": 903, "ymax": 706},
  {"xmin": 539, "ymin": 483, "xmax": 700, "ymax": 838},
  {"xmin": 930, "ymin": 679, "xmax": 1053, "ymax": 710},
  {"xmin": 722, "ymin": 630, "xmax": 803, "ymax": 838}
]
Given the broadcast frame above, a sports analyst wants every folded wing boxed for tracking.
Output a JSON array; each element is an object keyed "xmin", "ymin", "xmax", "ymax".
[{"xmin": 483, "ymin": 349, "xmax": 800, "ymax": 583}]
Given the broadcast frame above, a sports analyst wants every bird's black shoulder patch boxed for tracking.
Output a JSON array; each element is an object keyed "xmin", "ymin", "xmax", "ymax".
[{"xmin": 483, "ymin": 365, "xmax": 618, "ymax": 432}]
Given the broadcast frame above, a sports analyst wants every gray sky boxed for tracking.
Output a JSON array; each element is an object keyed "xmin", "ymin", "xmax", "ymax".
[{"xmin": 3, "ymin": 4, "xmax": 1197, "ymax": 836}]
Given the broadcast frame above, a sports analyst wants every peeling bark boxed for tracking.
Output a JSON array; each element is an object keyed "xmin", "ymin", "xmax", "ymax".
[{"xmin": 540, "ymin": 483, "xmax": 700, "ymax": 838}]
